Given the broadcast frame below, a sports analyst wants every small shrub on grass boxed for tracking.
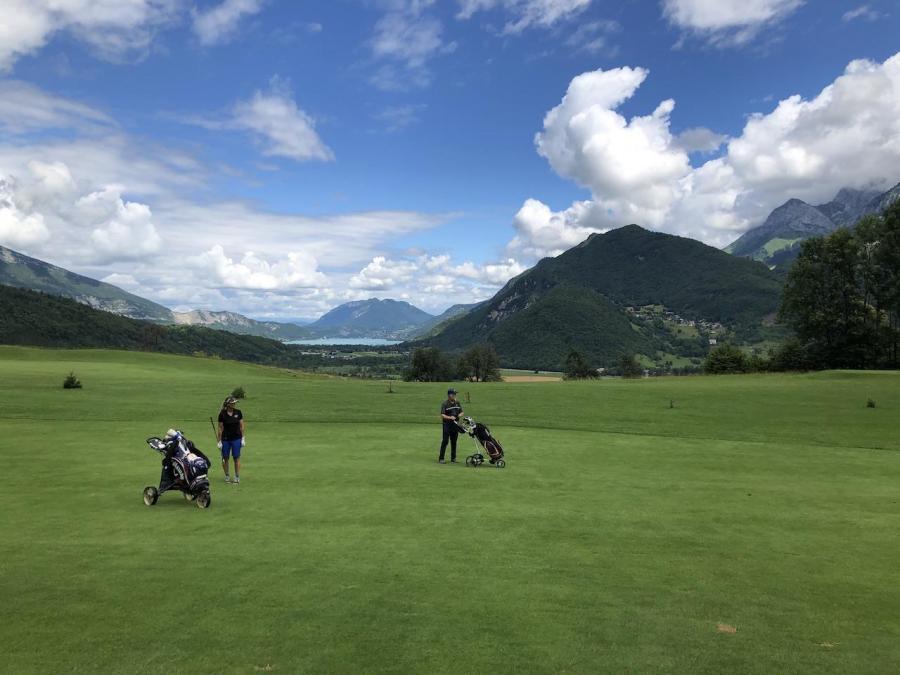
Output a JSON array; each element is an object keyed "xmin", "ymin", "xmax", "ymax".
[
  {"xmin": 618, "ymin": 353, "xmax": 643, "ymax": 379},
  {"xmin": 63, "ymin": 372, "xmax": 82, "ymax": 389},
  {"xmin": 231, "ymin": 386, "xmax": 246, "ymax": 399},
  {"xmin": 704, "ymin": 344, "xmax": 747, "ymax": 374},
  {"xmin": 564, "ymin": 349, "xmax": 599, "ymax": 380}
]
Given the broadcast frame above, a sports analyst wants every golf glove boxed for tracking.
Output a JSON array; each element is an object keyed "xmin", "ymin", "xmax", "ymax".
[
  {"xmin": 216, "ymin": 441, "xmax": 222, "ymax": 450},
  {"xmin": 241, "ymin": 438, "xmax": 246, "ymax": 447}
]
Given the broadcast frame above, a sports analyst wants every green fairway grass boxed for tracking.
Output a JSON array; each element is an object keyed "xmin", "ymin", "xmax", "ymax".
[{"xmin": 1, "ymin": 346, "xmax": 899, "ymax": 674}]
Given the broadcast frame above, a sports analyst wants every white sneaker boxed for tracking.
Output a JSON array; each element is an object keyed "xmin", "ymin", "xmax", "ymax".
[
  {"xmin": 224, "ymin": 475, "xmax": 231, "ymax": 483},
  {"xmin": 233, "ymin": 477, "xmax": 240, "ymax": 484}
]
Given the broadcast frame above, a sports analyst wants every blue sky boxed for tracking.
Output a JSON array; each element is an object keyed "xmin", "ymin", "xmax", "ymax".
[{"xmin": 0, "ymin": 0, "xmax": 898, "ymax": 319}]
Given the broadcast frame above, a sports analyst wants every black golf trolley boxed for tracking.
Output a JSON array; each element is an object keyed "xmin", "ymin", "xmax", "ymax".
[
  {"xmin": 460, "ymin": 416, "xmax": 506, "ymax": 469},
  {"xmin": 142, "ymin": 431, "xmax": 212, "ymax": 509}
]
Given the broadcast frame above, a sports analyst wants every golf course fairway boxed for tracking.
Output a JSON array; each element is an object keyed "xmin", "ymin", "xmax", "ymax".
[{"xmin": 1, "ymin": 346, "xmax": 898, "ymax": 674}]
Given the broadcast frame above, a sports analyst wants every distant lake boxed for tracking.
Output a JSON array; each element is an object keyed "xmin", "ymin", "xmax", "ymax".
[{"xmin": 285, "ymin": 338, "xmax": 403, "ymax": 346}]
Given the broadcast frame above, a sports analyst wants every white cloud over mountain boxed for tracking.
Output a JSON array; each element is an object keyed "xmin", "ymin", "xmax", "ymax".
[
  {"xmin": 507, "ymin": 199, "xmax": 607, "ymax": 258},
  {"xmin": 0, "ymin": 177, "xmax": 51, "ymax": 248},
  {"xmin": 192, "ymin": 245, "xmax": 327, "ymax": 291},
  {"xmin": 78, "ymin": 187, "xmax": 162, "ymax": 262},
  {"xmin": 347, "ymin": 253, "xmax": 524, "ymax": 310},
  {"xmin": 350, "ymin": 256, "xmax": 419, "ymax": 290},
  {"xmin": 536, "ymin": 67, "xmax": 689, "ymax": 230},
  {"xmin": 0, "ymin": 148, "xmax": 458, "ymax": 312},
  {"xmin": 0, "ymin": 82, "xmax": 454, "ymax": 316},
  {"xmin": 513, "ymin": 52, "xmax": 900, "ymax": 255},
  {"xmin": 0, "ymin": 162, "xmax": 161, "ymax": 265},
  {"xmin": 349, "ymin": 254, "xmax": 525, "ymax": 294},
  {"xmin": 1, "ymin": 12, "xmax": 897, "ymax": 320}
]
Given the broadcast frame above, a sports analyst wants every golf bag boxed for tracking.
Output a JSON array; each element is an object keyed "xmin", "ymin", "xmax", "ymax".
[
  {"xmin": 142, "ymin": 431, "xmax": 212, "ymax": 508},
  {"xmin": 461, "ymin": 417, "xmax": 506, "ymax": 469}
]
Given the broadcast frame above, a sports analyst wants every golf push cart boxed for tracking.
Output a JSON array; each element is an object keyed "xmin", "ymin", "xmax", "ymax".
[
  {"xmin": 142, "ymin": 429, "xmax": 212, "ymax": 509},
  {"xmin": 460, "ymin": 416, "xmax": 506, "ymax": 469}
]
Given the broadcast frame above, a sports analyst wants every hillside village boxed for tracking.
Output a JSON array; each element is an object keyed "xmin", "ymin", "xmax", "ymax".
[{"xmin": 625, "ymin": 305, "xmax": 725, "ymax": 345}]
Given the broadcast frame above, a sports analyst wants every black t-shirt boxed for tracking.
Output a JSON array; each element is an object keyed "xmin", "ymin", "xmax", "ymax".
[
  {"xmin": 218, "ymin": 408, "xmax": 243, "ymax": 440},
  {"xmin": 441, "ymin": 399, "xmax": 462, "ymax": 427}
]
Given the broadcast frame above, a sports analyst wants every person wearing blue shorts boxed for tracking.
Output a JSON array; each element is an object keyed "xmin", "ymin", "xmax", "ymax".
[{"xmin": 217, "ymin": 396, "xmax": 245, "ymax": 484}]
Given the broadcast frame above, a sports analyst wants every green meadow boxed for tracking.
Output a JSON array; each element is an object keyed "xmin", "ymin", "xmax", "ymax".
[{"xmin": 1, "ymin": 346, "xmax": 899, "ymax": 674}]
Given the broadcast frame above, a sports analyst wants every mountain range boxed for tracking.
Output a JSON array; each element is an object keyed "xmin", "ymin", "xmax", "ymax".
[
  {"xmin": 0, "ymin": 245, "xmax": 172, "ymax": 321},
  {"xmin": 170, "ymin": 309, "xmax": 312, "ymax": 340},
  {"xmin": 413, "ymin": 224, "xmax": 783, "ymax": 369},
  {"xmin": 304, "ymin": 298, "xmax": 429, "ymax": 339},
  {"xmin": 726, "ymin": 182, "xmax": 900, "ymax": 266},
  {"xmin": 0, "ymin": 245, "xmax": 453, "ymax": 341},
  {"xmin": 5, "ymin": 178, "xmax": 897, "ymax": 370},
  {"xmin": 0, "ymin": 283, "xmax": 319, "ymax": 366}
]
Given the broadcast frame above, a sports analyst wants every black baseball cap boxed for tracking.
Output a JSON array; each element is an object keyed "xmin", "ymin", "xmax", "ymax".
[{"xmin": 447, "ymin": 388, "xmax": 458, "ymax": 395}]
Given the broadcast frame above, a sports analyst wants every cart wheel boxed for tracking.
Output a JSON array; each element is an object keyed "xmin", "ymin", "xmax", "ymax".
[
  {"xmin": 496, "ymin": 459, "xmax": 506, "ymax": 469},
  {"xmin": 196, "ymin": 490, "xmax": 211, "ymax": 509},
  {"xmin": 183, "ymin": 492, "xmax": 197, "ymax": 502},
  {"xmin": 142, "ymin": 486, "xmax": 159, "ymax": 506},
  {"xmin": 465, "ymin": 455, "xmax": 473, "ymax": 467}
]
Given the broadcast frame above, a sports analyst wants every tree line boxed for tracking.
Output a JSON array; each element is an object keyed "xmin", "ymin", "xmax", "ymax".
[
  {"xmin": 778, "ymin": 200, "xmax": 900, "ymax": 369},
  {"xmin": 705, "ymin": 198, "xmax": 900, "ymax": 373},
  {"xmin": 403, "ymin": 344, "xmax": 502, "ymax": 382}
]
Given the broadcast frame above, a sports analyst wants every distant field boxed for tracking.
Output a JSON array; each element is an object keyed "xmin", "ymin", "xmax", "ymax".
[
  {"xmin": 2, "ymin": 347, "xmax": 899, "ymax": 674},
  {"xmin": 501, "ymin": 368, "xmax": 563, "ymax": 381}
]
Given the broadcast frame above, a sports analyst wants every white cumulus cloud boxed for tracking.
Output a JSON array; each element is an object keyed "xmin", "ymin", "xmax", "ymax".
[
  {"xmin": 78, "ymin": 187, "xmax": 162, "ymax": 262},
  {"xmin": 674, "ymin": 127, "xmax": 728, "ymax": 154},
  {"xmin": 662, "ymin": 0, "xmax": 804, "ymax": 46},
  {"xmin": 535, "ymin": 66, "xmax": 691, "ymax": 229},
  {"xmin": 348, "ymin": 253, "xmax": 526, "ymax": 308},
  {"xmin": 0, "ymin": 177, "xmax": 51, "ymax": 248},
  {"xmin": 193, "ymin": 245, "xmax": 327, "ymax": 290},
  {"xmin": 0, "ymin": 164, "xmax": 162, "ymax": 263},
  {"xmin": 0, "ymin": 82, "xmax": 454, "ymax": 318},
  {"xmin": 515, "ymin": 52, "xmax": 900, "ymax": 253},
  {"xmin": 183, "ymin": 78, "xmax": 334, "ymax": 163},
  {"xmin": 507, "ymin": 199, "xmax": 609, "ymax": 258},
  {"xmin": 452, "ymin": 258, "xmax": 527, "ymax": 284},
  {"xmin": 231, "ymin": 77, "xmax": 334, "ymax": 162},
  {"xmin": 0, "ymin": 0, "xmax": 179, "ymax": 71},
  {"xmin": 349, "ymin": 256, "xmax": 419, "ymax": 290}
]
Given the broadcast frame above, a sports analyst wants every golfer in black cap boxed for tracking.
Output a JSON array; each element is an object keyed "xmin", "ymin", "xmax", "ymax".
[{"xmin": 438, "ymin": 388, "xmax": 464, "ymax": 464}]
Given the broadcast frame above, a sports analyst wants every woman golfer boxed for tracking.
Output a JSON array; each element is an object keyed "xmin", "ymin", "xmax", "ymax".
[{"xmin": 217, "ymin": 396, "xmax": 245, "ymax": 484}]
